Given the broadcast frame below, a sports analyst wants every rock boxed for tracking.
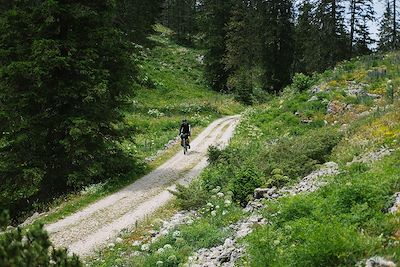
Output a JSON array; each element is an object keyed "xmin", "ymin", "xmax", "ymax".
[
  {"xmin": 141, "ymin": 243, "xmax": 150, "ymax": 251},
  {"xmin": 254, "ymin": 188, "xmax": 275, "ymax": 199},
  {"xmin": 224, "ymin": 238, "xmax": 234, "ymax": 247},
  {"xmin": 367, "ymin": 93, "xmax": 382, "ymax": 99},
  {"xmin": 196, "ymin": 55, "xmax": 204, "ymax": 64},
  {"xmin": 115, "ymin": 237, "xmax": 123, "ymax": 243},
  {"xmin": 19, "ymin": 212, "xmax": 43, "ymax": 227},
  {"xmin": 148, "ymin": 229, "xmax": 158, "ymax": 237},
  {"xmin": 301, "ymin": 119, "xmax": 313, "ymax": 124},
  {"xmin": 347, "ymin": 88, "xmax": 367, "ymax": 97},
  {"xmin": 340, "ymin": 124, "xmax": 349, "ymax": 132},
  {"xmin": 107, "ymin": 243, "xmax": 115, "ymax": 248},
  {"xmin": 308, "ymin": 95, "xmax": 319, "ymax": 102},
  {"xmin": 389, "ymin": 192, "xmax": 400, "ymax": 214},
  {"xmin": 358, "ymin": 111, "xmax": 371, "ymax": 119},
  {"xmin": 365, "ymin": 256, "xmax": 396, "ymax": 267},
  {"xmin": 327, "ymin": 101, "xmax": 346, "ymax": 114},
  {"xmin": 310, "ymin": 86, "xmax": 322, "ymax": 94},
  {"xmin": 348, "ymin": 148, "xmax": 394, "ymax": 166}
]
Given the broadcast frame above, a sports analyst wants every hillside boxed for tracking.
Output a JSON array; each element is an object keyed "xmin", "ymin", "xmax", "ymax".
[
  {"xmin": 126, "ymin": 25, "xmax": 242, "ymax": 161},
  {"xmin": 87, "ymin": 52, "xmax": 400, "ymax": 266},
  {"xmin": 11, "ymin": 25, "xmax": 242, "ymax": 226}
]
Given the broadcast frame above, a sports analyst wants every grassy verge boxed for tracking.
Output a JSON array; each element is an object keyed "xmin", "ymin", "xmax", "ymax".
[
  {"xmin": 245, "ymin": 150, "xmax": 400, "ymax": 266},
  {"xmin": 99, "ymin": 51, "xmax": 400, "ymax": 266},
  {"xmin": 32, "ymin": 125, "xmax": 206, "ymax": 227},
  {"xmin": 86, "ymin": 191, "xmax": 244, "ymax": 266},
  {"xmin": 25, "ymin": 24, "xmax": 242, "ymax": 226}
]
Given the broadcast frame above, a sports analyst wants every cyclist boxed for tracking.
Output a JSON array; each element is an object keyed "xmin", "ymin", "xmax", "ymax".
[{"xmin": 179, "ymin": 119, "xmax": 191, "ymax": 149}]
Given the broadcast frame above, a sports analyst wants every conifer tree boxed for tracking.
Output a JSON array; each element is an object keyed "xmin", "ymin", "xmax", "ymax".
[
  {"xmin": 225, "ymin": 0, "xmax": 258, "ymax": 103},
  {"xmin": 259, "ymin": 0, "xmax": 294, "ymax": 93},
  {"xmin": 0, "ymin": 0, "xmax": 139, "ymax": 213},
  {"xmin": 0, "ymin": 210, "xmax": 82, "ymax": 266},
  {"xmin": 315, "ymin": 0, "xmax": 349, "ymax": 70},
  {"xmin": 116, "ymin": 0, "xmax": 162, "ymax": 44},
  {"xmin": 199, "ymin": 0, "xmax": 233, "ymax": 92},
  {"xmin": 378, "ymin": 0, "xmax": 400, "ymax": 51},
  {"xmin": 162, "ymin": 0, "xmax": 198, "ymax": 43},
  {"xmin": 294, "ymin": 0, "xmax": 319, "ymax": 74},
  {"xmin": 348, "ymin": 0, "xmax": 375, "ymax": 56}
]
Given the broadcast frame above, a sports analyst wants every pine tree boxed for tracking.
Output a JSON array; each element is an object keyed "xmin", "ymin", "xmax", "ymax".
[
  {"xmin": 116, "ymin": 0, "xmax": 162, "ymax": 44},
  {"xmin": 259, "ymin": 0, "xmax": 294, "ymax": 93},
  {"xmin": 0, "ymin": 210, "xmax": 82, "ymax": 266},
  {"xmin": 162, "ymin": 0, "xmax": 198, "ymax": 44},
  {"xmin": 294, "ymin": 0, "xmax": 319, "ymax": 74},
  {"xmin": 378, "ymin": 0, "xmax": 400, "ymax": 51},
  {"xmin": 199, "ymin": 0, "xmax": 233, "ymax": 92},
  {"xmin": 224, "ymin": 0, "xmax": 258, "ymax": 103},
  {"xmin": 0, "ymin": 1, "xmax": 139, "ymax": 214},
  {"xmin": 348, "ymin": 0, "xmax": 374, "ymax": 56},
  {"xmin": 315, "ymin": 0, "xmax": 349, "ymax": 70}
]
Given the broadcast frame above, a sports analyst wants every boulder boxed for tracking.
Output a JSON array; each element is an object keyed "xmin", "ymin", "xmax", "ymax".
[{"xmin": 327, "ymin": 101, "xmax": 346, "ymax": 114}]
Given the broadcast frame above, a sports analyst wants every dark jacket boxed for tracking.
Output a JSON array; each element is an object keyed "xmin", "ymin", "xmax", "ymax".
[{"xmin": 179, "ymin": 122, "xmax": 191, "ymax": 136}]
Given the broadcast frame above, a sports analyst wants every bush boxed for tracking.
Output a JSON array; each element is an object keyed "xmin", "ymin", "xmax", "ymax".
[
  {"xmin": 229, "ymin": 164, "xmax": 263, "ymax": 205},
  {"xmin": 291, "ymin": 73, "xmax": 314, "ymax": 92},
  {"xmin": 171, "ymin": 181, "xmax": 209, "ymax": 210},
  {"xmin": 265, "ymin": 169, "xmax": 290, "ymax": 188},
  {"xmin": 207, "ymin": 145, "xmax": 223, "ymax": 164},
  {"xmin": 246, "ymin": 152, "xmax": 400, "ymax": 266},
  {"xmin": 247, "ymin": 219, "xmax": 377, "ymax": 267},
  {"xmin": 0, "ymin": 210, "xmax": 82, "ymax": 266},
  {"xmin": 260, "ymin": 127, "xmax": 341, "ymax": 181}
]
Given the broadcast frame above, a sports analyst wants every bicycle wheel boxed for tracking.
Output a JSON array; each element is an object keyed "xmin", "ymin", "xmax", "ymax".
[{"xmin": 183, "ymin": 138, "xmax": 188, "ymax": 155}]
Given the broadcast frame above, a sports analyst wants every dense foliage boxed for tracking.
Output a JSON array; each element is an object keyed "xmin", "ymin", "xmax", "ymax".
[
  {"xmin": 0, "ymin": 211, "xmax": 82, "ymax": 266},
  {"xmin": 161, "ymin": 0, "xmax": 400, "ymax": 100},
  {"xmin": 0, "ymin": 0, "xmax": 161, "ymax": 217}
]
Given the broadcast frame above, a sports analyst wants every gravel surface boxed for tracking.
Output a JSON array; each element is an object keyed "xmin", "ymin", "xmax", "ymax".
[{"xmin": 45, "ymin": 116, "xmax": 240, "ymax": 257}]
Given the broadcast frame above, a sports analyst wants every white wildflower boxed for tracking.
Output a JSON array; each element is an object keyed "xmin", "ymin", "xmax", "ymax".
[
  {"xmin": 172, "ymin": 231, "xmax": 181, "ymax": 238},
  {"xmin": 167, "ymin": 255, "xmax": 177, "ymax": 263},
  {"xmin": 163, "ymin": 244, "xmax": 173, "ymax": 250},
  {"xmin": 141, "ymin": 244, "xmax": 150, "ymax": 251}
]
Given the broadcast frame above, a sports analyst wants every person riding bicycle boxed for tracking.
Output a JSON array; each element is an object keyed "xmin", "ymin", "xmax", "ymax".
[{"xmin": 179, "ymin": 119, "xmax": 191, "ymax": 149}]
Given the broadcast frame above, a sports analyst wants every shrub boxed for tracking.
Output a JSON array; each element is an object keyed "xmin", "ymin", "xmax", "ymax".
[
  {"xmin": 247, "ymin": 219, "xmax": 376, "ymax": 267},
  {"xmin": 171, "ymin": 181, "xmax": 209, "ymax": 210},
  {"xmin": 291, "ymin": 73, "xmax": 314, "ymax": 92},
  {"xmin": 0, "ymin": 210, "xmax": 82, "ymax": 266},
  {"xmin": 207, "ymin": 145, "xmax": 223, "ymax": 164},
  {"xmin": 229, "ymin": 164, "xmax": 263, "ymax": 205},
  {"xmin": 265, "ymin": 169, "xmax": 290, "ymax": 188},
  {"xmin": 260, "ymin": 127, "xmax": 341, "ymax": 182}
]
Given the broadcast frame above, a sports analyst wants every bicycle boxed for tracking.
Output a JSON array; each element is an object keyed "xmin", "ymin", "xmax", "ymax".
[{"xmin": 181, "ymin": 133, "xmax": 189, "ymax": 155}]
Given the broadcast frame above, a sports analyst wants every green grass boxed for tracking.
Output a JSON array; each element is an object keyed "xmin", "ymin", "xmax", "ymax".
[
  {"xmin": 86, "ymin": 191, "xmax": 244, "ymax": 267},
  {"xmin": 83, "ymin": 42, "xmax": 400, "ymax": 267},
  {"xmin": 125, "ymin": 24, "xmax": 243, "ymax": 160},
  {"xmin": 24, "ymin": 25, "xmax": 242, "ymax": 226},
  {"xmin": 245, "ymin": 151, "xmax": 400, "ymax": 266}
]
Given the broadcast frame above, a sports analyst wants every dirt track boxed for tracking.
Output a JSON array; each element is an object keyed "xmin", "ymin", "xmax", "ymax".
[{"xmin": 45, "ymin": 116, "xmax": 240, "ymax": 257}]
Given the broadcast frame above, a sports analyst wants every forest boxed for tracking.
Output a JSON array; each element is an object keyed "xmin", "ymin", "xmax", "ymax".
[{"xmin": 1, "ymin": 0, "xmax": 399, "ymax": 266}]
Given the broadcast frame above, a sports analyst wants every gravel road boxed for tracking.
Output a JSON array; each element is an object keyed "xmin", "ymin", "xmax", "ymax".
[{"xmin": 45, "ymin": 116, "xmax": 240, "ymax": 257}]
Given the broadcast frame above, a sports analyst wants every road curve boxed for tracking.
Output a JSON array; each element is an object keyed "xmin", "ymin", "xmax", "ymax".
[{"xmin": 46, "ymin": 115, "xmax": 240, "ymax": 257}]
